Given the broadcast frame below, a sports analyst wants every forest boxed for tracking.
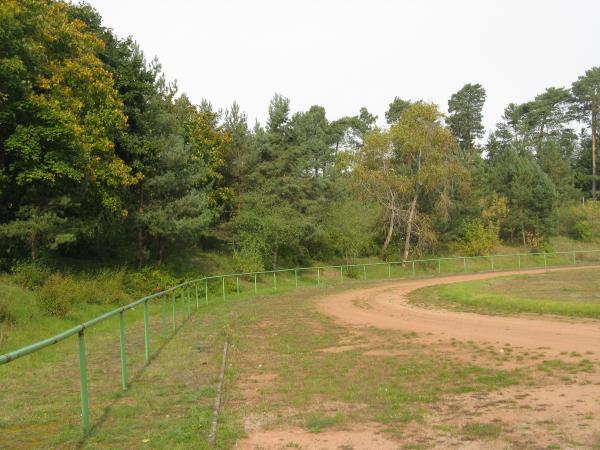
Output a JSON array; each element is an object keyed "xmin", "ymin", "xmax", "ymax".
[{"xmin": 2, "ymin": 0, "xmax": 600, "ymax": 278}]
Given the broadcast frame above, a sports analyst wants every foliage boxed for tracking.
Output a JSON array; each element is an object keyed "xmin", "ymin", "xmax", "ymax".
[
  {"xmin": 447, "ymin": 83, "xmax": 486, "ymax": 156},
  {"xmin": 36, "ymin": 274, "xmax": 77, "ymax": 317},
  {"xmin": 10, "ymin": 261, "xmax": 51, "ymax": 289},
  {"xmin": 456, "ymin": 220, "xmax": 500, "ymax": 256},
  {"xmin": 556, "ymin": 200, "xmax": 600, "ymax": 241},
  {"xmin": 0, "ymin": 0, "xmax": 133, "ymax": 261},
  {"xmin": 232, "ymin": 244, "xmax": 265, "ymax": 275},
  {"xmin": 354, "ymin": 103, "xmax": 468, "ymax": 260},
  {"xmin": 1, "ymin": 0, "xmax": 600, "ymax": 273}
]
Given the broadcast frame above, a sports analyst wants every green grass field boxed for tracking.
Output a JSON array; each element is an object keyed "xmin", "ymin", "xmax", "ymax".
[{"xmin": 408, "ymin": 268, "xmax": 600, "ymax": 318}]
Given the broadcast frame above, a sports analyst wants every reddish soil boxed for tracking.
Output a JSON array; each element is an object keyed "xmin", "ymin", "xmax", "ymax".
[
  {"xmin": 235, "ymin": 425, "xmax": 399, "ymax": 450},
  {"xmin": 318, "ymin": 267, "xmax": 600, "ymax": 356}
]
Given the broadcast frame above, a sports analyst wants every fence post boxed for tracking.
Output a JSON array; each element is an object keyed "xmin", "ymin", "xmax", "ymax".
[
  {"xmin": 518, "ymin": 254, "xmax": 521, "ymax": 269},
  {"xmin": 317, "ymin": 268, "xmax": 320, "ymax": 286},
  {"xmin": 161, "ymin": 297, "xmax": 167, "ymax": 340},
  {"xmin": 78, "ymin": 329, "xmax": 90, "ymax": 434},
  {"xmin": 119, "ymin": 311, "xmax": 127, "ymax": 390},
  {"xmin": 236, "ymin": 276, "xmax": 240, "ymax": 296},
  {"xmin": 412, "ymin": 260, "xmax": 415, "ymax": 276},
  {"xmin": 254, "ymin": 274, "xmax": 257, "ymax": 295},
  {"xmin": 195, "ymin": 284, "xmax": 199, "ymax": 310},
  {"xmin": 388, "ymin": 263, "xmax": 391, "ymax": 278},
  {"xmin": 544, "ymin": 253, "xmax": 547, "ymax": 270},
  {"xmin": 172, "ymin": 292, "xmax": 176, "ymax": 332},
  {"xmin": 573, "ymin": 251, "xmax": 576, "ymax": 265},
  {"xmin": 463, "ymin": 257, "xmax": 467, "ymax": 272},
  {"xmin": 363, "ymin": 264, "xmax": 367, "ymax": 280},
  {"xmin": 222, "ymin": 277, "xmax": 226, "ymax": 301},
  {"xmin": 491, "ymin": 256, "xmax": 494, "ymax": 271},
  {"xmin": 340, "ymin": 266, "xmax": 343, "ymax": 282},
  {"xmin": 438, "ymin": 259, "xmax": 441, "ymax": 274},
  {"xmin": 205, "ymin": 279, "xmax": 209, "ymax": 305},
  {"xmin": 273, "ymin": 272, "xmax": 277, "ymax": 291},
  {"xmin": 143, "ymin": 300, "xmax": 150, "ymax": 363},
  {"xmin": 186, "ymin": 286, "xmax": 191, "ymax": 317},
  {"xmin": 294, "ymin": 269, "xmax": 298, "ymax": 288}
]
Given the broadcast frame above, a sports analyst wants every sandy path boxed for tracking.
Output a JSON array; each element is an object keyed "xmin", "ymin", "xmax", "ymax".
[
  {"xmin": 318, "ymin": 266, "xmax": 600, "ymax": 355},
  {"xmin": 236, "ymin": 266, "xmax": 600, "ymax": 449}
]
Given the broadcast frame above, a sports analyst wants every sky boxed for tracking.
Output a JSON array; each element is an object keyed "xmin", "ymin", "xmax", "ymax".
[{"xmin": 88, "ymin": 0, "xmax": 599, "ymax": 136}]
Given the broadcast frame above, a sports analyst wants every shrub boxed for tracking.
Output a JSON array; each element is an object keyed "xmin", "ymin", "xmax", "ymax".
[
  {"xmin": 556, "ymin": 201, "xmax": 600, "ymax": 241},
  {"xmin": 81, "ymin": 269, "xmax": 129, "ymax": 304},
  {"xmin": 574, "ymin": 220, "xmax": 593, "ymax": 242},
  {"xmin": 10, "ymin": 262, "xmax": 51, "ymax": 289},
  {"xmin": 233, "ymin": 244, "xmax": 265, "ymax": 276},
  {"xmin": 525, "ymin": 230, "xmax": 553, "ymax": 253},
  {"xmin": 343, "ymin": 266, "xmax": 361, "ymax": 279},
  {"xmin": 457, "ymin": 220, "xmax": 499, "ymax": 256},
  {"xmin": 124, "ymin": 267, "xmax": 179, "ymax": 296},
  {"xmin": 36, "ymin": 274, "xmax": 76, "ymax": 317}
]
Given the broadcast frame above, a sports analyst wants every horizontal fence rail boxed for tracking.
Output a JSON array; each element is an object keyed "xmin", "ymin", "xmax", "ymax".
[{"xmin": 1, "ymin": 249, "xmax": 600, "ymax": 436}]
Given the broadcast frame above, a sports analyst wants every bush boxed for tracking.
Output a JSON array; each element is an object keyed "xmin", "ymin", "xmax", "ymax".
[
  {"xmin": 343, "ymin": 266, "xmax": 362, "ymax": 279},
  {"xmin": 456, "ymin": 220, "xmax": 500, "ymax": 256},
  {"xmin": 556, "ymin": 201, "xmax": 600, "ymax": 241},
  {"xmin": 76, "ymin": 269, "xmax": 130, "ymax": 305},
  {"xmin": 233, "ymin": 244, "xmax": 265, "ymax": 276},
  {"xmin": 10, "ymin": 262, "xmax": 51, "ymax": 289},
  {"xmin": 574, "ymin": 220, "xmax": 593, "ymax": 242},
  {"xmin": 36, "ymin": 274, "xmax": 77, "ymax": 317},
  {"xmin": 124, "ymin": 267, "xmax": 179, "ymax": 296}
]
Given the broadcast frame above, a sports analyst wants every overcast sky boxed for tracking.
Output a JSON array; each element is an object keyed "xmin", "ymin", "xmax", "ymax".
[{"xmin": 89, "ymin": 0, "xmax": 598, "ymax": 136}]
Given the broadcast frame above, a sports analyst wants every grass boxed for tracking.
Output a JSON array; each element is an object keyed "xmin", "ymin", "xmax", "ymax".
[
  {"xmin": 0, "ymin": 293, "xmax": 244, "ymax": 449},
  {"xmin": 408, "ymin": 268, "xmax": 600, "ymax": 318},
  {"xmin": 461, "ymin": 422, "xmax": 502, "ymax": 440},
  {"xmin": 2, "ymin": 249, "xmax": 600, "ymax": 448},
  {"xmin": 306, "ymin": 413, "xmax": 344, "ymax": 432},
  {"xmin": 222, "ymin": 283, "xmax": 524, "ymax": 440}
]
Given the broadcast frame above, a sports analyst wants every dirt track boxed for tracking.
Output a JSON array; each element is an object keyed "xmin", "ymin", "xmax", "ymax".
[
  {"xmin": 236, "ymin": 266, "xmax": 600, "ymax": 449},
  {"xmin": 318, "ymin": 266, "xmax": 600, "ymax": 355}
]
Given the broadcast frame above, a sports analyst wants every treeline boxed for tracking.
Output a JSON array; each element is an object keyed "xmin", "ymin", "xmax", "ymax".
[{"xmin": 1, "ymin": 0, "xmax": 599, "ymax": 272}]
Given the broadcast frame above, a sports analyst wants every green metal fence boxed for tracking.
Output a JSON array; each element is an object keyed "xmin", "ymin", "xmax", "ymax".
[{"xmin": 1, "ymin": 249, "xmax": 600, "ymax": 436}]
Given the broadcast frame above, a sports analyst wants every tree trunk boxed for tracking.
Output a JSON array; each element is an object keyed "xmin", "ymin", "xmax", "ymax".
[
  {"xmin": 30, "ymin": 232, "xmax": 37, "ymax": 261},
  {"xmin": 592, "ymin": 96, "xmax": 597, "ymax": 198},
  {"xmin": 137, "ymin": 182, "xmax": 145, "ymax": 268},
  {"xmin": 521, "ymin": 225, "xmax": 526, "ymax": 247},
  {"xmin": 380, "ymin": 208, "xmax": 395, "ymax": 259},
  {"xmin": 402, "ymin": 191, "xmax": 419, "ymax": 262}
]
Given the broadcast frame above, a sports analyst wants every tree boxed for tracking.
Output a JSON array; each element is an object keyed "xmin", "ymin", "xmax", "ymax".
[
  {"xmin": 529, "ymin": 87, "xmax": 573, "ymax": 153},
  {"xmin": 487, "ymin": 149, "xmax": 557, "ymax": 244},
  {"xmin": 385, "ymin": 97, "xmax": 411, "ymax": 125},
  {"xmin": 0, "ymin": 0, "xmax": 133, "ymax": 260},
  {"xmin": 353, "ymin": 129, "xmax": 403, "ymax": 258},
  {"xmin": 447, "ymin": 83, "xmax": 486, "ymax": 158},
  {"xmin": 391, "ymin": 103, "xmax": 468, "ymax": 260},
  {"xmin": 572, "ymin": 67, "xmax": 600, "ymax": 198},
  {"xmin": 355, "ymin": 103, "xmax": 467, "ymax": 260}
]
